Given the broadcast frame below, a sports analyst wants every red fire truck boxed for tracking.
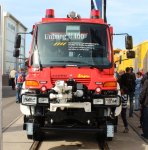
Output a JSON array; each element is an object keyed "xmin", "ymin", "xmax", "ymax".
[{"xmin": 14, "ymin": 7, "xmax": 133, "ymax": 142}]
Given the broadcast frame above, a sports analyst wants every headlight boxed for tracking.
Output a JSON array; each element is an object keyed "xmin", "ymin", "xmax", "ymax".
[
  {"xmin": 22, "ymin": 95, "xmax": 37, "ymax": 105},
  {"xmin": 38, "ymin": 97, "xmax": 49, "ymax": 103},
  {"xmin": 105, "ymin": 97, "xmax": 120, "ymax": 106},
  {"xmin": 93, "ymin": 99, "xmax": 104, "ymax": 105}
]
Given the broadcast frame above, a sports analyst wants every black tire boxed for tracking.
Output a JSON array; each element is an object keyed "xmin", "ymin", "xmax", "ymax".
[
  {"xmin": 107, "ymin": 137, "xmax": 113, "ymax": 141},
  {"xmin": 114, "ymin": 125, "xmax": 117, "ymax": 133},
  {"xmin": 24, "ymin": 115, "xmax": 29, "ymax": 122},
  {"xmin": 23, "ymin": 115, "xmax": 27, "ymax": 122},
  {"xmin": 27, "ymin": 134, "xmax": 33, "ymax": 139},
  {"xmin": 27, "ymin": 131, "xmax": 44, "ymax": 141},
  {"xmin": 33, "ymin": 131, "xmax": 44, "ymax": 141}
]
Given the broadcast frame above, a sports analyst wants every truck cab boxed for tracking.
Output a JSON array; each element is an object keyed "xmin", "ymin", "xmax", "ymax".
[{"xmin": 13, "ymin": 9, "xmax": 132, "ymax": 141}]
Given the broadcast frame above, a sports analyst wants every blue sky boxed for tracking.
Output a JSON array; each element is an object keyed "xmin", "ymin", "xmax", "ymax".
[{"xmin": 1, "ymin": 0, "xmax": 148, "ymax": 54}]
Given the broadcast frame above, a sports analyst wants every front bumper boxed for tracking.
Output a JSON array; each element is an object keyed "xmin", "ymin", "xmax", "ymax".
[{"xmin": 21, "ymin": 93, "xmax": 121, "ymax": 109}]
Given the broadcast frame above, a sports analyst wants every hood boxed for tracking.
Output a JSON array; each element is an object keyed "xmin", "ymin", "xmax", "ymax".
[{"xmin": 26, "ymin": 67, "xmax": 116, "ymax": 90}]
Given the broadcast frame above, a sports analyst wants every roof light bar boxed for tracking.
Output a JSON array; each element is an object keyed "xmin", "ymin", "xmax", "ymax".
[
  {"xmin": 91, "ymin": 9, "xmax": 100, "ymax": 19},
  {"xmin": 45, "ymin": 9, "xmax": 54, "ymax": 18}
]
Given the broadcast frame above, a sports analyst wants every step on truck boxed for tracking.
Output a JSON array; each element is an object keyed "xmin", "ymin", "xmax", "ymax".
[{"xmin": 13, "ymin": 7, "xmax": 133, "ymax": 141}]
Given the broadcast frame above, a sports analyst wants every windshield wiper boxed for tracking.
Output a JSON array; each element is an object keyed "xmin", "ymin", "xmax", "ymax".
[
  {"xmin": 50, "ymin": 60, "xmax": 89, "ymax": 67},
  {"xmin": 50, "ymin": 60, "xmax": 99, "ymax": 68},
  {"xmin": 43, "ymin": 64, "xmax": 66, "ymax": 68},
  {"xmin": 51, "ymin": 60, "xmax": 82, "ymax": 64},
  {"xmin": 78, "ymin": 64, "xmax": 100, "ymax": 69}
]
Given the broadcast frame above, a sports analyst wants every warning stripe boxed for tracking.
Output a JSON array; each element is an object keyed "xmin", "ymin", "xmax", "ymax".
[{"xmin": 53, "ymin": 42, "xmax": 67, "ymax": 46}]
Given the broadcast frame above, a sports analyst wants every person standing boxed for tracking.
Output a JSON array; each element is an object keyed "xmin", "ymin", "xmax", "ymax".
[
  {"xmin": 128, "ymin": 67, "xmax": 136, "ymax": 117},
  {"xmin": 121, "ymin": 94, "xmax": 129, "ymax": 133},
  {"xmin": 118, "ymin": 67, "xmax": 131, "ymax": 132},
  {"xmin": 117, "ymin": 70, "xmax": 125, "ymax": 85},
  {"xmin": 138, "ymin": 72, "xmax": 148, "ymax": 128},
  {"xmin": 141, "ymin": 72, "xmax": 148, "ymax": 85},
  {"xmin": 139, "ymin": 79, "xmax": 148, "ymax": 139},
  {"xmin": 9, "ymin": 68, "xmax": 16, "ymax": 90},
  {"xmin": 119, "ymin": 67, "xmax": 135, "ymax": 117},
  {"xmin": 134, "ymin": 72, "xmax": 142, "ymax": 111},
  {"xmin": 129, "ymin": 67, "xmax": 136, "ymax": 80},
  {"xmin": 15, "ymin": 68, "xmax": 25, "ymax": 103}
]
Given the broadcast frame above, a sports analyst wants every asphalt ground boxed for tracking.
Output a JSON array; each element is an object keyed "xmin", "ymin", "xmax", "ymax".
[{"xmin": 2, "ymin": 86, "xmax": 16, "ymax": 98}]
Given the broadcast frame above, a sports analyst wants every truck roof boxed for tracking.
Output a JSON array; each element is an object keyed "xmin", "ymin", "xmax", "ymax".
[{"xmin": 36, "ymin": 17, "xmax": 107, "ymax": 25}]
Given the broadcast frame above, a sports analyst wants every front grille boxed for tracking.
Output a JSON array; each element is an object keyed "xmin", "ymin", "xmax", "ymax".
[
  {"xmin": 51, "ymin": 78, "xmax": 90, "ymax": 86},
  {"xmin": 101, "ymin": 90, "xmax": 117, "ymax": 96},
  {"xmin": 74, "ymin": 78, "xmax": 90, "ymax": 86}
]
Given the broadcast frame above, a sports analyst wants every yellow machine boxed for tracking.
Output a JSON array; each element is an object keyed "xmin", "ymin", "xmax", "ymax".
[
  {"xmin": 114, "ymin": 40, "xmax": 148, "ymax": 73},
  {"xmin": 114, "ymin": 49, "xmax": 133, "ymax": 72},
  {"xmin": 133, "ymin": 41, "xmax": 148, "ymax": 73}
]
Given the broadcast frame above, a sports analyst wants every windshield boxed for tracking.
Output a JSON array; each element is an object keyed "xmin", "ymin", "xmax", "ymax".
[{"xmin": 32, "ymin": 22, "xmax": 112, "ymax": 68}]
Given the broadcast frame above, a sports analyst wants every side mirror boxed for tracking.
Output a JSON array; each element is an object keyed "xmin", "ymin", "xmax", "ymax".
[
  {"xmin": 14, "ymin": 34, "xmax": 21, "ymax": 48},
  {"xmin": 13, "ymin": 49, "xmax": 20, "ymax": 57},
  {"xmin": 125, "ymin": 35, "xmax": 133, "ymax": 50},
  {"xmin": 126, "ymin": 51, "xmax": 135, "ymax": 58}
]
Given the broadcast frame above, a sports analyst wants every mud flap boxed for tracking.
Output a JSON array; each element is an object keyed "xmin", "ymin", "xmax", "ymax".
[
  {"xmin": 26, "ymin": 120, "xmax": 43, "ymax": 141},
  {"xmin": 26, "ymin": 122, "xmax": 33, "ymax": 136},
  {"xmin": 107, "ymin": 124, "xmax": 114, "ymax": 137}
]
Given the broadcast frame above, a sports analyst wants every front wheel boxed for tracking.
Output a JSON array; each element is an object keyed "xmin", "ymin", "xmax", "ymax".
[
  {"xmin": 27, "ymin": 135, "xmax": 33, "ymax": 139},
  {"xmin": 107, "ymin": 137, "xmax": 113, "ymax": 141},
  {"xmin": 33, "ymin": 130, "xmax": 44, "ymax": 141},
  {"xmin": 27, "ymin": 130, "xmax": 44, "ymax": 141}
]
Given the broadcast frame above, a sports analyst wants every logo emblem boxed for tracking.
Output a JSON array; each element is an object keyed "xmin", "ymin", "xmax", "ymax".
[{"xmin": 77, "ymin": 74, "xmax": 90, "ymax": 78}]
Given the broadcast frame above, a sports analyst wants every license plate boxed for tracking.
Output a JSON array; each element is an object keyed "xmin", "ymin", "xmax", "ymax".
[
  {"xmin": 105, "ymin": 97, "xmax": 117, "ymax": 101},
  {"xmin": 22, "ymin": 95, "xmax": 37, "ymax": 104},
  {"xmin": 38, "ymin": 97, "xmax": 48, "ymax": 103},
  {"xmin": 93, "ymin": 99, "xmax": 103, "ymax": 104},
  {"xmin": 105, "ymin": 97, "xmax": 118, "ymax": 105}
]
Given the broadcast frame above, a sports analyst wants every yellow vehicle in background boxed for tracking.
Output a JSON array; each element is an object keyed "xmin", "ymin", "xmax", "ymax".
[
  {"xmin": 133, "ymin": 41, "xmax": 148, "ymax": 73},
  {"xmin": 114, "ymin": 40, "xmax": 148, "ymax": 73},
  {"xmin": 114, "ymin": 49, "xmax": 133, "ymax": 72}
]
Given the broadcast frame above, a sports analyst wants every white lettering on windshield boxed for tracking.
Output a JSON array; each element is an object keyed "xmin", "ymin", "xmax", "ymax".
[{"xmin": 44, "ymin": 32, "xmax": 88, "ymax": 40}]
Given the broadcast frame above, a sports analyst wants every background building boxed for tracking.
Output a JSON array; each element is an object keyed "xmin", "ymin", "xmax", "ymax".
[{"xmin": 1, "ymin": 6, "xmax": 27, "ymax": 85}]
